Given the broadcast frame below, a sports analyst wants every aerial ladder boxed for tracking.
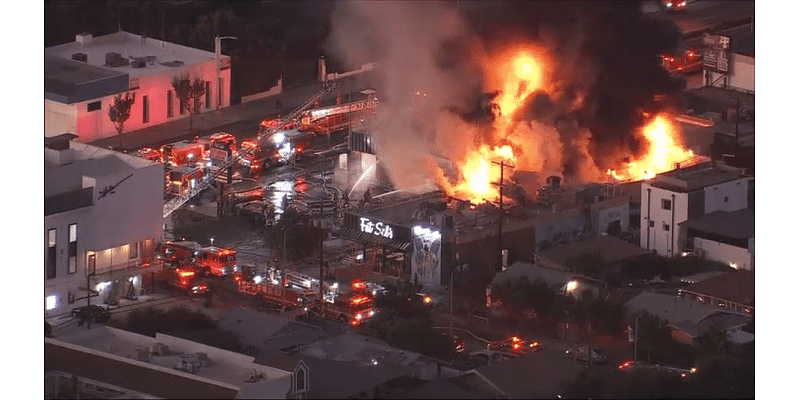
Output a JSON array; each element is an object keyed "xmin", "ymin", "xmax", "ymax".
[{"xmin": 163, "ymin": 82, "xmax": 340, "ymax": 218}]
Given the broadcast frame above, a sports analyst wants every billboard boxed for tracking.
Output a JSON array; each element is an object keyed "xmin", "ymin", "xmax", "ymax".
[
  {"xmin": 702, "ymin": 34, "xmax": 730, "ymax": 73},
  {"xmin": 412, "ymin": 225, "xmax": 441, "ymax": 285}
]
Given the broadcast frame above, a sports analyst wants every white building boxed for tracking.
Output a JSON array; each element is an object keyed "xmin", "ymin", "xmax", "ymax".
[
  {"xmin": 679, "ymin": 209, "xmax": 755, "ymax": 270},
  {"xmin": 45, "ymin": 31, "xmax": 232, "ymax": 143},
  {"xmin": 45, "ymin": 134, "xmax": 163, "ymax": 317},
  {"xmin": 640, "ymin": 161, "xmax": 753, "ymax": 258},
  {"xmin": 705, "ymin": 52, "xmax": 755, "ymax": 94}
]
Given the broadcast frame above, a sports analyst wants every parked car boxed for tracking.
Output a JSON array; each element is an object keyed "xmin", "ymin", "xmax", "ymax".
[
  {"xmin": 470, "ymin": 349, "xmax": 516, "ymax": 366},
  {"xmin": 71, "ymin": 305, "xmax": 111, "ymax": 323},
  {"xmin": 441, "ymin": 332, "xmax": 466, "ymax": 354},
  {"xmin": 566, "ymin": 346, "xmax": 608, "ymax": 364},
  {"xmin": 488, "ymin": 336, "xmax": 542, "ymax": 355}
]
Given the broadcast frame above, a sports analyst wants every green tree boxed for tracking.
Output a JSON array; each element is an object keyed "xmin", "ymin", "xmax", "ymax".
[
  {"xmin": 696, "ymin": 324, "xmax": 732, "ymax": 355},
  {"xmin": 264, "ymin": 195, "xmax": 318, "ymax": 263},
  {"xmin": 171, "ymin": 73, "xmax": 206, "ymax": 132},
  {"xmin": 108, "ymin": 92, "xmax": 136, "ymax": 148},
  {"xmin": 634, "ymin": 311, "xmax": 673, "ymax": 364}
]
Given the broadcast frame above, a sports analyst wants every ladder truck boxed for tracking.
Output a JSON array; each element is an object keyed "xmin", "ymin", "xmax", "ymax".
[{"xmin": 163, "ymin": 82, "xmax": 339, "ymax": 218}]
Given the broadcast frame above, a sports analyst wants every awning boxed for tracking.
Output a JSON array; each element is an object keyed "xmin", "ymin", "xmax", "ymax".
[{"xmin": 334, "ymin": 228, "xmax": 410, "ymax": 251}]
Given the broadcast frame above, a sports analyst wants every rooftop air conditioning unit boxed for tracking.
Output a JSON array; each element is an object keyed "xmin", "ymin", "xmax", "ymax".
[
  {"xmin": 71, "ymin": 53, "xmax": 88, "ymax": 63},
  {"xmin": 131, "ymin": 59, "xmax": 146, "ymax": 68},
  {"xmin": 105, "ymin": 52, "xmax": 129, "ymax": 68}
]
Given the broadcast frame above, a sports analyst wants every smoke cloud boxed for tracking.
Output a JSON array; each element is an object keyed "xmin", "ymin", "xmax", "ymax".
[{"xmin": 325, "ymin": 0, "xmax": 684, "ymax": 192}]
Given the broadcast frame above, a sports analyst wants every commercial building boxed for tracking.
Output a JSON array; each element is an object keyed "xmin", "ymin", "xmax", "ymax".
[
  {"xmin": 679, "ymin": 208, "xmax": 754, "ymax": 270},
  {"xmin": 45, "ymin": 31, "xmax": 232, "ymax": 142},
  {"xmin": 640, "ymin": 161, "xmax": 753, "ymax": 258},
  {"xmin": 678, "ymin": 269, "xmax": 755, "ymax": 317},
  {"xmin": 45, "ymin": 134, "xmax": 163, "ymax": 317},
  {"xmin": 46, "ymin": 326, "xmax": 297, "ymax": 399}
]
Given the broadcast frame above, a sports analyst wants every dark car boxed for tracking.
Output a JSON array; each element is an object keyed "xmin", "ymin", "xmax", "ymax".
[
  {"xmin": 71, "ymin": 305, "xmax": 111, "ymax": 323},
  {"xmin": 441, "ymin": 332, "xmax": 466, "ymax": 354},
  {"xmin": 566, "ymin": 346, "xmax": 608, "ymax": 364},
  {"xmin": 488, "ymin": 336, "xmax": 542, "ymax": 355}
]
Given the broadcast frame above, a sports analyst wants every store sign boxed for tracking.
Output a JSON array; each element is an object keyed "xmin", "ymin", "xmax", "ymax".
[{"xmin": 360, "ymin": 217, "xmax": 393, "ymax": 239}]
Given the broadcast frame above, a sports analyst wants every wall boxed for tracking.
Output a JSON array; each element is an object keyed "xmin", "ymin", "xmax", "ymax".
[
  {"xmin": 640, "ymin": 183, "xmax": 689, "ymax": 258},
  {"xmin": 241, "ymin": 78, "xmax": 283, "ymax": 104},
  {"xmin": 45, "ymin": 157, "xmax": 163, "ymax": 316},
  {"xmin": 594, "ymin": 200, "xmax": 630, "ymax": 235},
  {"xmin": 704, "ymin": 54, "xmax": 755, "ymax": 94},
  {"xmin": 703, "ymin": 177, "xmax": 751, "ymax": 214},
  {"xmin": 694, "ymin": 237, "xmax": 753, "ymax": 270},
  {"xmin": 324, "ymin": 62, "xmax": 378, "ymax": 82},
  {"xmin": 57, "ymin": 60, "xmax": 230, "ymax": 143}
]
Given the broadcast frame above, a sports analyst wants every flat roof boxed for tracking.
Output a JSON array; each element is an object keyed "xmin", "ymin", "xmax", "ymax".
[
  {"xmin": 679, "ymin": 209, "xmax": 755, "ymax": 240},
  {"xmin": 45, "ymin": 56, "xmax": 129, "ymax": 103},
  {"xmin": 46, "ymin": 31, "xmax": 220, "ymax": 80},
  {"xmin": 535, "ymin": 235, "xmax": 650, "ymax": 267},
  {"xmin": 649, "ymin": 161, "xmax": 747, "ymax": 192}
]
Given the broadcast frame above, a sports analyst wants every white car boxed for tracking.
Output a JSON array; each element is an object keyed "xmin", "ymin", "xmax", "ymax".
[{"xmin": 565, "ymin": 346, "xmax": 608, "ymax": 364}]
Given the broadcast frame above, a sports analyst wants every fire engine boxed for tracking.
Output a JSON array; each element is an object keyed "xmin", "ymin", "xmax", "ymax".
[
  {"xmin": 166, "ymin": 166, "xmax": 207, "ymax": 195},
  {"xmin": 165, "ymin": 267, "xmax": 209, "ymax": 296},
  {"xmin": 139, "ymin": 147, "xmax": 163, "ymax": 163},
  {"xmin": 297, "ymin": 90, "xmax": 378, "ymax": 136},
  {"xmin": 158, "ymin": 241, "xmax": 202, "ymax": 268},
  {"xmin": 161, "ymin": 140, "xmax": 206, "ymax": 168},
  {"xmin": 237, "ymin": 279, "xmax": 316, "ymax": 310},
  {"xmin": 660, "ymin": 49, "xmax": 703, "ymax": 75},
  {"xmin": 194, "ymin": 246, "xmax": 238, "ymax": 277},
  {"xmin": 311, "ymin": 280, "xmax": 375, "ymax": 326}
]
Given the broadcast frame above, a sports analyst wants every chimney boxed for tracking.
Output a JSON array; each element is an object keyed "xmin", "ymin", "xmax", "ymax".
[{"xmin": 76, "ymin": 32, "xmax": 93, "ymax": 48}]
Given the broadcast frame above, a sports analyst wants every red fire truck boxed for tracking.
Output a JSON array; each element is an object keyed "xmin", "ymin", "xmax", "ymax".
[
  {"xmin": 161, "ymin": 140, "xmax": 206, "ymax": 168},
  {"xmin": 166, "ymin": 166, "xmax": 207, "ymax": 195},
  {"xmin": 165, "ymin": 267, "xmax": 209, "ymax": 296},
  {"xmin": 660, "ymin": 49, "xmax": 703, "ymax": 75},
  {"xmin": 237, "ymin": 279, "xmax": 316, "ymax": 310},
  {"xmin": 311, "ymin": 280, "xmax": 375, "ymax": 326},
  {"xmin": 297, "ymin": 91, "xmax": 378, "ymax": 136},
  {"xmin": 207, "ymin": 132, "xmax": 238, "ymax": 167},
  {"xmin": 158, "ymin": 241, "xmax": 202, "ymax": 268},
  {"xmin": 195, "ymin": 246, "xmax": 238, "ymax": 277},
  {"xmin": 139, "ymin": 147, "xmax": 163, "ymax": 163}
]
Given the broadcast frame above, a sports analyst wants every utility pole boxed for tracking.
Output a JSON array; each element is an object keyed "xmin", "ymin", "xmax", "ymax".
[
  {"xmin": 319, "ymin": 165, "xmax": 326, "ymax": 316},
  {"xmin": 491, "ymin": 160, "xmax": 514, "ymax": 273},
  {"xmin": 449, "ymin": 269, "xmax": 455, "ymax": 359}
]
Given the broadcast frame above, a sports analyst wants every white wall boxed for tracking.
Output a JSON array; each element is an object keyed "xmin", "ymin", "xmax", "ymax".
[
  {"xmin": 705, "ymin": 54, "xmax": 755, "ymax": 93},
  {"xmin": 640, "ymin": 183, "xmax": 688, "ymax": 257},
  {"xmin": 694, "ymin": 237, "xmax": 753, "ymax": 271},
  {"xmin": 596, "ymin": 202, "xmax": 630, "ymax": 234},
  {"xmin": 45, "ymin": 158, "xmax": 164, "ymax": 317},
  {"xmin": 45, "ymin": 100, "xmax": 78, "ymax": 136},
  {"xmin": 704, "ymin": 178, "xmax": 751, "ymax": 214}
]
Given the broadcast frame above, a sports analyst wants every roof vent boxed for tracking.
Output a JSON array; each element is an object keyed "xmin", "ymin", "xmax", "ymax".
[
  {"xmin": 105, "ymin": 52, "xmax": 129, "ymax": 68},
  {"xmin": 76, "ymin": 32, "xmax": 92, "ymax": 47},
  {"xmin": 131, "ymin": 59, "xmax": 146, "ymax": 68},
  {"xmin": 71, "ymin": 53, "xmax": 88, "ymax": 63}
]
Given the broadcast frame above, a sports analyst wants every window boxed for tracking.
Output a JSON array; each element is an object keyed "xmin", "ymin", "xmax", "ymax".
[
  {"xmin": 205, "ymin": 81, "xmax": 211, "ymax": 109},
  {"xmin": 88, "ymin": 254, "xmax": 96, "ymax": 276},
  {"xmin": 47, "ymin": 229, "xmax": 56, "ymax": 279},
  {"xmin": 167, "ymin": 90, "xmax": 174, "ymax": 118},
  {"xmin": 68, "ymin": 224, "xmax": 77, "ymax": 274},
  {"xmin": 87, "ymin": 101, "xmax": 101, "ymax": 112},
  {"xmin": 68, "ymin": 290, "xmax": 76, "ymax": 304},
  {"xmin": 661, "ymin": 199, "xmax": 672, "ymax": 210},
  {"xmin": 648, "ymin": 220, "xmax": 654, "ymax": 228},
  {"xmin": 663, "ymin": 223, "xmax": 670, "ymax": 231},
  {"xmin": 130, "ymin": 242, "xmax": 138, "ymax": 259},
  {"xmin": 142, "ymin": 95, "xmax": 149, "ymax": 123},
  {"xmin": 724, "ymin": 196, "xmax": 729, "ymax": 202}
]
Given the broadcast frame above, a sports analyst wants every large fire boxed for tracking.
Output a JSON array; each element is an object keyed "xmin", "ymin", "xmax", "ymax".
[
  {"xmin": 606, "ymin": 114, "xmax": 695, "ymax": 181},
  {"xmin": 437, "ymin": 45, "xmax": 695, "ymax": 204},
  {"xmin": 442, "ymin": 47, "xmax": 549, "ymax": 203}
]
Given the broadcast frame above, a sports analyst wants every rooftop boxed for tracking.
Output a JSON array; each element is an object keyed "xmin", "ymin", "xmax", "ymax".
[
  {"xmin": 648, "ymin": 161, "xmax": 748, "ymax": 192},
  {"xmin": 679, "ymin": 209, "xmax": 755, "ymax": 240},
  {"xmin": 44, "ymin": 55, "xmax": 129, "ymax": 103},
  {"xmin": 681, "ymin": 269, "xmax": 755, "ymax": 307},
  {"xmin": 625, "ymin": 291, "xmax": 745, "ymax": 326},
  {"xmin": 52, "ymin": 326, "xmax": 291, "ymax": 395},
  {"xmin": 535, "ymin": 235, "xmax": 650, "ymax": 267}
]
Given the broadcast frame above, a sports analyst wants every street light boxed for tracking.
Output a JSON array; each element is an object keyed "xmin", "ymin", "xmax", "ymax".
[{"xmin": 215, "ymin": 36, "xmax": 237, "ymax": 110}]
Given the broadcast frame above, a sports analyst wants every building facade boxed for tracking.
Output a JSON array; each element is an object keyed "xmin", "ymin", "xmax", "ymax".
[
  {"xmin": 45, "ymin": 31, "xmax": 232, "ymax": 143},
  {"xmin": 45, "ymin": 135, "xmax": 163, "ymax": 317},
  {"xmin": 640, "ymin": 162, "xmax": 752, "ymax": 258}
]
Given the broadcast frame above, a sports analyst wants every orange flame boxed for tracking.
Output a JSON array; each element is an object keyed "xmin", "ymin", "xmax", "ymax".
[
  {"xmin": 443, "ymin": 48, "xmax": 548, "ymax": 203},
  {"xmin": 607, "ymin": 114, "xmax": 694, "ymax": 181}
]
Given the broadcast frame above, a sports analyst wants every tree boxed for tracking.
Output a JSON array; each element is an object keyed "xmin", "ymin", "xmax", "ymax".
[
  {"xmin": 172, "ymin": 74, "xmax": 206, "ymax": 132},
  {"xmin": 565, "ymin": 249, "xmax": 606, "ymax": 279},
  {"xmin": 108, "ymin": 92, "xmax": 136, "ymax": 148},
  {"xmin": 634, "ymin": 311, "xmax": 673, "ymax": 364},
  {"xmin": 264, "ymin": 195, "xmax": 318, "ymax": 263},
  {"xmin": 696, "ymin": 324, "xmax": 732, "ymax": 355}
]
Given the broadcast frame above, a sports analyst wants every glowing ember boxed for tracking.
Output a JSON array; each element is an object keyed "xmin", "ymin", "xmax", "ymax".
[{"xmin": 607, "ymin": 114, "xmax": 695, "ymax": 181}]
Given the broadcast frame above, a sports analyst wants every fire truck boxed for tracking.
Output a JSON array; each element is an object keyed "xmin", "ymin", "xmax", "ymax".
[
  {"xmin": 195, "ymin": 246, "xmax": 238, "ymax": 277},
  {"xmin": 158, "ymin": 241, "xmax": 202, "ymax": 268},
  {"xmin": 164, "ymin": 267, "xmax": 210, "ymax": 296},
  {"xmin": 161, "ymin": 140, "xmax": 206, "ymax": 168},
  {"xmin": 166, "ymin": 165, "xmax": 207, "ymax": 195},
  {"xmin": 139, "ymin": 147, "xmax": 163, "ymax": 163},
  {"xmin": 660, "ymin": 49, "xmax": 703, "ymax": 75},
  {"xmin": 297, "ymin": 90, "xmax": 378, "ymax": 136},
  {"xmin": 237, "ymin": 279, "xmax": 316, "ymax": 310},
  {"xmin": 311, "ymin": 280, "xmax": 375, "ymax": 326}
]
